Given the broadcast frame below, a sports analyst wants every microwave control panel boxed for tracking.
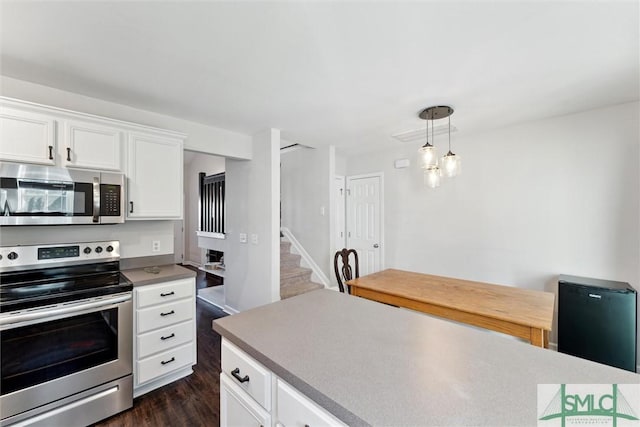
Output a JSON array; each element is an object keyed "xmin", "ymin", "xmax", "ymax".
[{"xmin": 100, "ymin": 184, "xmax": 121, "ymax": 216}]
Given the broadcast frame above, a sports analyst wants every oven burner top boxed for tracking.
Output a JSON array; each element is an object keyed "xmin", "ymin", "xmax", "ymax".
[{"xmin": 0, "ymin": 261, "xmax": 132, "ymax": 314}]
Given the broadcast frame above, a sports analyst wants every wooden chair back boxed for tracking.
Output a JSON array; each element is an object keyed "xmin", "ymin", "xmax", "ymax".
[{"xmin": 333, "ymin": 248, "xmax": 359, "ymax": 294}]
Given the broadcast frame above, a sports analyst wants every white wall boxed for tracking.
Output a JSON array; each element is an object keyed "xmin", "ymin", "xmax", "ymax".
[
  {"xmin": 0, "ymin": 76, "xmax": 253, "ymax": 159},
  {"xmin": 183, "ymin": 151, "xmax": 225, "ymax": 264},
  {"xmin": 224, "ymin": 129, "xmax": 280, "ymax": 312},
  {"xmin": 281, "ymin": 146, "xmax": 334, "ymax": 282},
  {"xmin": 0, "ymin": 221, "xmax": 174, "ymax": 259},
  {"xmin": 345, "ymin": 101, "xmax": 640, "ymax": 348}
]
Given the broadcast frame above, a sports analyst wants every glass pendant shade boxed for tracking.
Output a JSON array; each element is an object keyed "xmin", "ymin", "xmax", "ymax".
[
  {"xmin": 424, "ymin": 167, "xmax": 441, "ymax": 188},
  {"xmin": 418, "ymin": 106, "xmax": 459, "ymax": 188},
  {"xmin": 441, "ymin": 151, "xmax": 461, "ymax": 177},
  {"xmin": 418, "ymin": 144, "xmax": 438, "ymax": 169}
]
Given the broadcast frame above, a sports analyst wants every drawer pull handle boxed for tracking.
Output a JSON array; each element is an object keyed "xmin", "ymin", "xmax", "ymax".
[
  {"xmin": 160, "ymin": 291, "xmax": 175, "ymax": 297},
  {"xmin": 231, "ymin": 368, "xmax": 250, "ymax": 383},
  {"xmin": 129, "ymin": 201, "xmax": 134, "ymax": 213},
  {"xmin": 161, "ymin": 333, "xmax": 175, "ymax": 341},
  {"xmin": 160, "ymin": 310, "xmax": 175, "ymax": 317},
  {"xmin": 161, "ymin": 357, "xmax": 175, "ymax": 365},
  {"xmin": 66, "ymin": 147, "xmax": 72, "ymax": 161},
  {"xmin": 48, "ymin": 145, "xmax": 54, "ymax": 160}
]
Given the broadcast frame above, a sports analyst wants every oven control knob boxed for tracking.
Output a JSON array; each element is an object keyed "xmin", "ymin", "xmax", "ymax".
[
  {"xmin": 95, "ymin": 246, "xmax": 103, "ymax": 254},
  {"xmin": 0, "ymin": 254, "xmax": 3, "ymax": 260},
  {"xmin": 106, "ymin": 245, "xmax": 114, "ymax": 253},
  {"xmin": 83, "ymin": 247, "xmax": 92, "ymax": 254},
  {"xmin": 7, "ymin": 252, "xmax": 18, "ymax": 260}
]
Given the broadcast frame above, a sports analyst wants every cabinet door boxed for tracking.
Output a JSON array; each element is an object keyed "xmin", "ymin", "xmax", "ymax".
[
  {"xmin": 127, "ymin": 132, "xmax": 183, "ymax": 219},
  {"xmin": 277, "ymin": 379, "xmax": 346, "ymax": 427},
  {"xmin": 63, "ymin": 119, "xmax": 123, "ymax": 171},
  {"xmin": 0, "ymin": 106, "xmax": 56, "ymax": 165},
  {"xmin": 221, "ymin": 373, "xmax": 271, "ymax": 427}
]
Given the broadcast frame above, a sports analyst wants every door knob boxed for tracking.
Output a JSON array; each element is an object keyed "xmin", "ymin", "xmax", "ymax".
[{"xmin": 373, "ymin": 243, "xmax": 379, "ymax": 248}]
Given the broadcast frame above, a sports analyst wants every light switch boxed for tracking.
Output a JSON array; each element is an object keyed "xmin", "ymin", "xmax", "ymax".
[
  {"xmin": 239, "ymin": 233, "xmax": 247, "ymax": 243},
  {"xmin": 251, "ymin": 234, "xmax": 258, "ymax": 245}
]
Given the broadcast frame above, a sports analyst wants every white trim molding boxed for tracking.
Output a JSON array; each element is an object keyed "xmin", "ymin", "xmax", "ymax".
[{"xmin": 281, "ymin": 227, "xmax": 331, "ymax": 288}]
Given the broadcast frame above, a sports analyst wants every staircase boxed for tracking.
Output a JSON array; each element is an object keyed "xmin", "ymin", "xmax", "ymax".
[{"xmin": 280, "ymin": 239, "xmax": 323, "ymax": 299}]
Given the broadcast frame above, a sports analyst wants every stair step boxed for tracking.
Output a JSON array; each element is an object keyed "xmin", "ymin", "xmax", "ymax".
[
  {"xmin": 280, "ymin": 252, "xmax": 302, "ymax": 268},
  {"xmin": 280, "ymin": 267, "xmax": 312, "ymax": 286},
  {"xmin": 280, "ymin": 241, "xmax": 292, "ymax": 254},
  {"xmin": 280, "ymin": 281, "xmax": 323, "ymax": 299}
]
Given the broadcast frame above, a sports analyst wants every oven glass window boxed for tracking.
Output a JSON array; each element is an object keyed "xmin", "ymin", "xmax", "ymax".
[{"xmin": 0, "ymin": 308, "xmax": 118, "ymax": 395}]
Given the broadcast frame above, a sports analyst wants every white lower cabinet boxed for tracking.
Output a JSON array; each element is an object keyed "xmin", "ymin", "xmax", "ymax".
[
  {"xmin": 276, "ymin": 379, "xmax": 344, "ymax": 427},
  {"xmin": 133, "ymin": 278, "xmax": 196, "ymax": 397},
  {"xmin": 220, "ymin": 338, "xmax": 345, "ymax": 427},
  {"xmin": 221, "ymin": 373, "xmax": 271, "ymax": 427}
]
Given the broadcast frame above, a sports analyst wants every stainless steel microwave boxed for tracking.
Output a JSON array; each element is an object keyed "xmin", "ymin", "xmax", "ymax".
[{"xmin": 0, "ymin": 163, "xmax": 125, "ymax": 225}]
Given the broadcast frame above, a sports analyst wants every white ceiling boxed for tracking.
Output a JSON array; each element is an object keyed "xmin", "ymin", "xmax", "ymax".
[{"xmin": 1, "ymin": 1, "xmax": 638, "ymax": 154}]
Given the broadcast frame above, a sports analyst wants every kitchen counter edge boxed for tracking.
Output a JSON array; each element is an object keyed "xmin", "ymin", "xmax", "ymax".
[{"xmin": 122, "ymin": 264, "xmax": 196, "ymax": 287}]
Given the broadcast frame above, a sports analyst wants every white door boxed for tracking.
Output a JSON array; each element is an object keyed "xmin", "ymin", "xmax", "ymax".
[
  {"xmin": 346, "ymin": 174, "xmax": 383, "ymax": 276},
  {"xmin": 334, "ymin": 175, "xmax": 346, "ymax": 253}
]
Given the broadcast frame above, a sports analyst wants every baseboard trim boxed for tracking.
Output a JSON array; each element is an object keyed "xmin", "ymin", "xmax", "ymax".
[
  {"xmin": 223, "ymin": 304, "xmax": 240, "ymax": 315},
  {"xmin": 133, "ymin": 366, "xmax": 193, "ymax": 398}
]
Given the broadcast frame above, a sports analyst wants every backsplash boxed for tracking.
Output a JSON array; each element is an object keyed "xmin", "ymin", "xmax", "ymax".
[{"xmin": 0, "ymin": 220, "xmax": 174, "ymax": 259}]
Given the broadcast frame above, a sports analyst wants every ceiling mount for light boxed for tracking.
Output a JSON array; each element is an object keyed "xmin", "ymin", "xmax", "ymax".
[
  {"xmin": 418, "ymin": 105, "xmax": 461, "ymax": 188},
  {"xmin": 419, "ymin": 105, "xmax": 454, "ymax": 121}
]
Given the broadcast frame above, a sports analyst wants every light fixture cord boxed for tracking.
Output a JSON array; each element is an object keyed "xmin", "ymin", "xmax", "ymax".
[
  {"xmin": 425, "ymin": 113, "xmax": 429, "ymax": 145},
  {"xmin": 448, "ymin": 113, "xmax": 451, "ymax": 153},
  {"xmin": 431, "ymin": 112, "xmax": 434, "ymax": 148}
]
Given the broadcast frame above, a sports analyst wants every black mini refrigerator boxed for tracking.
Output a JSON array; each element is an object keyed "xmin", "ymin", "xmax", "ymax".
[{"xmin": 558, "ymin": 274, "xmax": 637, "ymax": 372}]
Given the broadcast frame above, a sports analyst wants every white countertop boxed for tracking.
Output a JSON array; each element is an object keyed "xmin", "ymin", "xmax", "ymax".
[{"xmin": 213, "ymin": 289, "xmax": 639, "ymax": 426}]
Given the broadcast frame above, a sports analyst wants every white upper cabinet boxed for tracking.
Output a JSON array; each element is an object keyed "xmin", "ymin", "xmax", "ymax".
[
  {"xmin": 1, "ymin": 97, "xmax": 187, "ymax": 221},
  {"xmin": 127, "ymin": 131, "xmax": 183, "ymax": 220},
  {"xmin": 0, "ymin": 105, "xmax": 57, "ymax": 165},
  {"xmin": 63, "ymin": 119, "xmax": 123, "ymax": 171}
]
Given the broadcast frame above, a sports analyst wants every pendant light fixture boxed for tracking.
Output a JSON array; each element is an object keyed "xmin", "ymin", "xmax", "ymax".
[
  {"xmin": 418, "ymin": 114, "xmax": 438, "ymax": 169},
  {"xmin": 440, "ymin": 113, "xmax": 461, "ymax": 177},
  {"xmin": 418, "ymin": 105, "xmax": 459, "ymax": 187}
]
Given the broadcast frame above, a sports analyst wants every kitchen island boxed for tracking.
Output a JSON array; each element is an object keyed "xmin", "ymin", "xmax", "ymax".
[{"xmin": 213, "ymin": 289, "xmax": 638, "ymax": 426}]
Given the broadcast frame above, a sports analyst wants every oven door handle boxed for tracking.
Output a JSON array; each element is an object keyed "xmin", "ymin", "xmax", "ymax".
[{"xmin": 0, "ymin": 293, "xmax": 132, "ymax": 327}]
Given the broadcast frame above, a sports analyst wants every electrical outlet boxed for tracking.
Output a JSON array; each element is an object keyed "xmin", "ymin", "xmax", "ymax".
[
  {"xmin": 152, "ymin": 240, "xmax": 160, "ymax": 252},
  {"xmin": 251, "ymin": 234, "xmax": 258, "ymax": 245},
  {"xmin": 239, "ymin": 233, "xmax": 247, "ymax": 243}
]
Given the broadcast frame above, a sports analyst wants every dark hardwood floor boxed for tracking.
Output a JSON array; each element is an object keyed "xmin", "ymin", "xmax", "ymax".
[{"xmin": 95, "ymin": 267, "xmax": 227, "ymax": 427}]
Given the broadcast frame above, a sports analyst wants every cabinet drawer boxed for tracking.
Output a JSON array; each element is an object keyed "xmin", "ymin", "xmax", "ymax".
[
  {"xmin": 277, "ymin": 379, "xmax": 345, "ymax": 427},
  {"xmin": 136, "ymin": 278, "xmax": 194, "ymax": 308},
  {"xmin": 137, "ymin": 298, "xmax": 193, "ymax": 333},
  {"xmin": 221, "ymin": 339, "xmax": 271, "ymax": 411},
  {"xmin": 137, "ymin": 320, "xmax": 194, "ymax": 359},
  {"xmin": 137, "ymin": 342, "xmax": 193, "ymax": 385}
]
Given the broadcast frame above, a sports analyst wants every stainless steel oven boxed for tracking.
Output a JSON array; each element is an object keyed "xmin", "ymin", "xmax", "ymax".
[
  {"xmin": 0, "ymin": 163, "xmax": 125, "ymax": 226},
  {"xmin": 0, "ymin": 241, "xmax": 133, "ymax": 426}
]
